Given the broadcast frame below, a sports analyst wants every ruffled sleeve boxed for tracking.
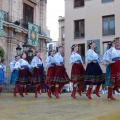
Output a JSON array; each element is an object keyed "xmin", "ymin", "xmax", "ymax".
[{"xmin": 69, "ymin": 53, "xmax": 76, "ymax": 64}]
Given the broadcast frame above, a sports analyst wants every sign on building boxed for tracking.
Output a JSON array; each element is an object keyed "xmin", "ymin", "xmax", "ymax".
[
  {"xmin": 87, "ymin": 39, "xmax": 100, "ymax": 55},
  {"xmin": 28, "ymin": 22, "xmax": 38, "ymax": 46},
  {"xmin": 0, "ymin": 11, "xmax": 4, "ymax": 37}
]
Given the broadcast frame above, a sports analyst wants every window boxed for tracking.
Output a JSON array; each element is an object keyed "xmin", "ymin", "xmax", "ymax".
[
  {"xmin": 23, "ymin": 3, "xmax": 34, "ymax": 23},
  {"xmin": 102, "ymin": 15, "xmax": 115, "ymax": 36},
  {"xmin": 49, "ymin": 44, "xmax": 53, "ymax": 51},
  {"xmin": 102, "ymin": 0, "xmax": 114, "ymax": 3},
  {"xmin": 61, "ymin": 26, "xmax": 65, "ymax": 41},
  {"xmin": 103, "ymin": 42, "xmax": 110, "ymax": 53},
  {"xmin": 78, "ymin": 44, "xmax": 85, "ymax": 63},
  {"xmin": 74, "ymin": 0, "xmax": 84, "ymax": 8},
  {"xmin": 74, "ymin": 19, "xmax": 85, "ymax": 39}
]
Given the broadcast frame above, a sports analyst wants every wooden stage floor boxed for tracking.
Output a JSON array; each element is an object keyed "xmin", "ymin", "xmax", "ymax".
[{"xmin": 0, "ymin": 93, "xmax": 120, "ymax": 120}]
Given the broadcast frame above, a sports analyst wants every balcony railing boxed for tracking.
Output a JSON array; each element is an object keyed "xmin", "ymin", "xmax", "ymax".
[
  {"xmin": 74, "ymin": 32, "xmax": 85, "ymax": 39},
  {"xmin": 20, "ymin": 19, "xmax": 41, "ymax": 34}
]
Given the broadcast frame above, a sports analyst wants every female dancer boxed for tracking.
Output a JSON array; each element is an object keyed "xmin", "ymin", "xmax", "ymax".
[
  {"xmin": 46, "ymin": 50, "xmax": 56, "ymax": 98},
  {"xmin": 54, "ymin": 46, "xmax": 70, "ymax": 98},
  {"xmin": 104, "ymin": 37, "xmax": 120, "ymax": 100},
  {"xmin": 69, "ymin": 44, "xmax": 85, "ymax": 99},
  {"xmin": 84, "ymin": 41, "xmax": 105, "ymax": 99},
  {"xmin": 0, "ymin": 56, "xmax": 6, "ymax": 94},
  {"xmin": 16, "ymin": 52, "xmax": 31, "ymax": 97},
  {"xmin": 10, "ymin": 55, "xmax": 21, "ymax": 97},
  {"xmin": 31, "ymin": 51, "xmax": 45, "ymax": 98}
]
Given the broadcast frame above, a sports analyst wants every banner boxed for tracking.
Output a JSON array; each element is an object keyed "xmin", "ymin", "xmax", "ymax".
[
  {"xmin": 0, "ymin": 11, "xmax": 4, "ymax": 37},
  {"xmin": 28, "ymin": 22, "xmax": 38, "ymax": 46}
]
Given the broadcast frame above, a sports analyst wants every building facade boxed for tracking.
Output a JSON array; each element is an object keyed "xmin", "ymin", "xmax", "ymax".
[
  {"xmin": 58, "ymin": 16, "xmax": 65, "ymax": 58},
  {"xmin": 65, "ymin": 0, "xmax": 120, "ymax": 76},
  {"xmin": 0, "ymin": 0, "xmax": 51, "ymax": 92}
]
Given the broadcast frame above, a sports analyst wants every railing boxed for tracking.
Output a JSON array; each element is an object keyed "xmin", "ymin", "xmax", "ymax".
[
  {"xmin": 74, "ymin": 32, "xmax": 85, "ymax": 39},
  {"xmin": 20, "ymin": 19, "xmax": 28, "ymax": 29},
  {"xmin": 20, "ymin": 19, "xmax": 41, "ymax": 34}
]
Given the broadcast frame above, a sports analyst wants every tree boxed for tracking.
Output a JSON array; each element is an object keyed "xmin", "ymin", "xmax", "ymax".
[{"xmin": 0, "ymin": 48, "xmax": 5, "ymax": 62}]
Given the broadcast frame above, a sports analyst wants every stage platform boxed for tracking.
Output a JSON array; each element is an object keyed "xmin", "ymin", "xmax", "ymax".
[{"xmin": 0, "ymin": 93, "xmax": 120, "ymax": 120}]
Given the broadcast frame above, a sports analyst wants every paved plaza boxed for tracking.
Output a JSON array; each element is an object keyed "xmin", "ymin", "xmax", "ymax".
[{"xmin": 0, "ymin": 93, "xmax": 120, "ymax": 120}]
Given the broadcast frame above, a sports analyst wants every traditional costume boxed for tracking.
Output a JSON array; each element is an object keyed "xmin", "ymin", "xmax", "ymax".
[
  {"xmin": 53, "ymin": 51, "xmax": 70, "ymax": 98},
  {"xmin": 104, "ymin": 42, "xmax": 120, "ymax": 100},
  {"xmin": 84, "ymin": 48, "xmax": 105, "ymax": 99},
  {"xmin": 31, "ymin": 56, "xmax": 45, "ymax": 98},
  {"xmin": 0, "ymin": 63, "xmax": 6, "ymax": 93},
  {"xmin": 103, "ymin": 43, "xmax": 113, "ymax": 87},
  {"xmin": 45, "ymin": 55, "xmax": 56, "ymax": 98},
  {"xmin": 10, "ymin": 57, "xmax": 21, "ymax": 96},
  {"xmin": 16, "ymin": 58, "xmax": 31, "ymax": 97},
  {"xmin": 69, "ymin": 51, "xmax": 85, "ymax": 99}
]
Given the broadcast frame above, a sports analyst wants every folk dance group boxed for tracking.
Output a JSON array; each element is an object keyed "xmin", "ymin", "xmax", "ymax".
[{"xmin": 0, "ymin": 37, "xmax": 120, "ymax": 100}]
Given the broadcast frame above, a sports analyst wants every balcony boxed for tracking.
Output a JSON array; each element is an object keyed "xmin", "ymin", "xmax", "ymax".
[{"xmin": 19, "ymin": 19, "xmax": 41, "ymax": 34}]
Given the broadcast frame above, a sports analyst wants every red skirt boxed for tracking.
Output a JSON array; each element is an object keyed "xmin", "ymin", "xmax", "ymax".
[
  {"xmin": 31, "ymin": 67, "xmax": 45, "ymax": 86},
  {"xmin": 110, "ymin": 60, "xmax": 120, "ymax": 85},
  {"xmin": 45, "ymin": 66, "xmax": 56, "ymax": 85},
  {"xmin": 71, "ymin": 63, "xmax": 85, "ymax": 83},
  {"xmin": 17, "ymin": 68, "xmax": 31, "ymax": 86},
  {"xmin": 53, "ymin": 66, "xmax": 70, "ymax": 85}
]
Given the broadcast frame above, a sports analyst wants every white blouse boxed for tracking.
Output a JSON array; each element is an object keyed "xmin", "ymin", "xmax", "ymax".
[
  {"xmin": 9, "ymin": 59, "xmax": 16, "ymax": 72},
  {"xmin": 19, "ymin": 59, "xmax": 30, "ymax": 68},
  {"xmin": 14, "ymin": 61, "xmax": 21, "ymax": 69},
  {"xmin": 31, "ymin": 56, "xmax": 43, "ymax": 68},
  {"xmin": 54, "ymin": 52, "xmax": 64, "ymax": 66},
  {"xmin": 86, "ymin": 49, "xmax": 101, "ymax": 63},
  {"xmin": 0, "ymin": 63, "xmax": 6, "ymax": 72},
  {"xmin": 104, "ymin": 47, "xmax": 120, "ymax": 61},
  {"xmin": 46, "ymin": 56, "xmax": 55, "ymax": 68},
  {"xmin": 69, "ymin": 52, "xmax": 83, "ymax": 64}
]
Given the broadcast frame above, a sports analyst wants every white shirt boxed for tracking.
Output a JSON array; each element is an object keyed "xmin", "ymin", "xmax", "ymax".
[
  {"xmin": 105, "ymin": 47, "xmax": 120, "ymax": 61},
  {"xmin": 54, "ymin": 52, "xmax": 64, "ymax": 66},
  {"xmin": 46, "ymin": 56, "xmax": 55, "ymax": 68},
  {"xmin": 19, "ymin": 58, "xmax": 30, "ymax": 68},
  {"xmin": 0, "ymin": 63, "xmax": 6, "ymax": 72},
  {"xmin": 31, "ymin": 56, "xmax": 43, "ymax": 68},
  {"xmin": 9, "ymin": 59, "xmax": 16, "ymax": 72},
  {"xmin": 86, "ymin": 49, "xmax": 101, "ymax": 63},
  {"xmin": 14, "ymin": 61, "xmax": 21, "ymax": 69},
  {"xmin": 69, "ymin": 52, "xmax": 83, "ymax": 64}
]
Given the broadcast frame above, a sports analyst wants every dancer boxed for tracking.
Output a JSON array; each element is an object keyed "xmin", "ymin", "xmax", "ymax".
[
  {"xmin": 10, "ymin": 55, "xmax": 21, "ymax": 97},
  {"xmin": 31, "ymin": 51, "xmax": 45, "ymax": 98},
  {"xmin": 103, "ymin": 37, "xmax": 120, "ymax": 100},
  {"xmin": 16, "ymin": 52, "xmax": 31, "ymax": 97},
  {"xmin": 84, "ymin": 41, "xmax": 105, "ymax": 99},
  {"xmin": 54, "ymin": 46, "xmax": 70, "ymax": 98},
  {"xmin": 46, "ymin": 50, "xmax": 56, "ymax": 98},
  {"xmin": 10, "ymin": 56, "xmax": 17, "ymax": 72},
  {"xmin": 69, "ymin": 44, "xmax": 85, "ymax": 99},
  {"xmin": 0, "ymin": 56, "xmax": 6, "ymax": 94}
]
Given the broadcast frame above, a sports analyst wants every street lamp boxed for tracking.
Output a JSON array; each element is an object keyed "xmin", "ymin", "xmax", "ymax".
[
  {"xmin": 28, "ymin": 48, "xmax": 33, "ymax": 57},
  {"xmin": 16, "ymin": 45, "xmax": 21, "ymax": 55},
  {"xmin": 22, "ymin": 43, "xmax": 28, "ymax": 52},
  {"xmin": 16, "ymin": 44, "xmax": 34, "ymax": 63}
]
